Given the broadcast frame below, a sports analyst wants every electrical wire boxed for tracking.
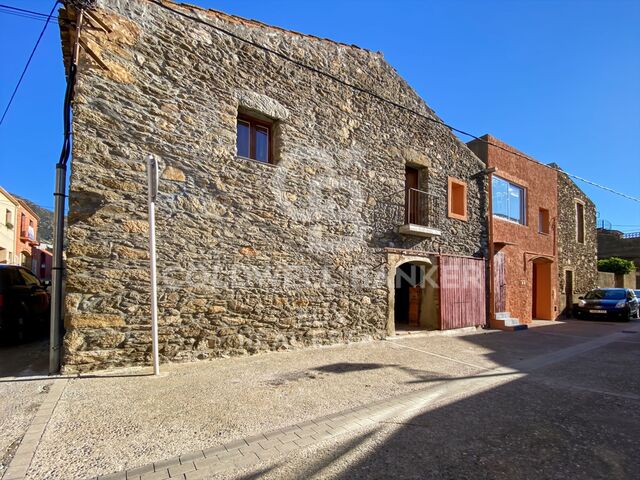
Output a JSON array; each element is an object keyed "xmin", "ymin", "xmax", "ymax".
[
  {"xmin": 2, "ymin": 0, "xmax": 637, "ymax": 205},
  {"xmin": 0, "ymin": 4, "xmax": 59, "ymax": 21},
  {"xmin": 0, "ymin": 1, "xmax": 60, "ymax": 128},
  {"xmin": 146, "ymin": 0, "xmax": 640, "ymax": 205}
]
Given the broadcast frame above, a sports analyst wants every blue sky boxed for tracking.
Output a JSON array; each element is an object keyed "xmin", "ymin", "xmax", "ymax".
[{"xmin": 0, "ymin": 0, "xmax": 639, "ymax": 232}]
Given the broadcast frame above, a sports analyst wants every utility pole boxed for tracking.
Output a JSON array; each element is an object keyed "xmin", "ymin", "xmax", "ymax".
[
  {"xmin": 147, "ymin": 154, "xmax": 160, "ymax": 375},
  {"xmin": 50, "ymin": 8, "xmax": 84, "ymax": 375}
]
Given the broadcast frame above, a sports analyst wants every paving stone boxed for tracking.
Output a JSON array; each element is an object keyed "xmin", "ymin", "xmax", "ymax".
[
  {"xmin": 255, "ymin": 447, "xmax": 280, "ymax": 461},
  {"xmin": 140, "ymin": 468, "xmax": 169, "ymax": 480},
  {"xmin": 232, "ymin": 452, "xmax": 259, "ymax": 468},
  {"xmin": 277, "ymin": 432, "xmax": 300, "ymax": 443},
  {"xmin": 126, "ymin": 463, "xmax": 155, "ymax": 477},
  {"xmin": 258, "ymin": 438, "xmax": 282, "ymax": 449},
  {"xmin": 294, "ymin": 436, "xmax": 316, "ymax": 447},
  {"xmin": 238, "ymin": 444, "xmax": 264, "ymax": 456},
  {"xmin": 224, "ymin": 439, "xmax": 248, "ymax": 450},
  {"xmin": 179, "ymin": 450, "xmax": 205, "ymax": 463},
  {"xmin": 193, "ymin": 456, "xmax": 222, "ymax": 471},
  {"xmin": 294, "ymin": 428, "xmax": 317, "ymax": 439},
  {"xmin": 243, "ymin": 433, "xmax": 267, "ymax": 444},
  {"xmin": 275, "ymin": 442, "xmax": 298, "ymax": 454},
  {"xmin": 168, "ymin": 461, "xmax": 196, "ymax": 477},
  {"xmin": 215, "ymin": 449, "xmax": 241, "ymax": 460},
  {"xmin": 97, "ymin": 472, "xmax": 127, "ymax": 480},
  {"xmin": 153, "ymin": 457, "xmax": 180, "ymax": 469},
  {"xmin": 201, "ymin": 445, "xmax": 226, "ymax": 458}
]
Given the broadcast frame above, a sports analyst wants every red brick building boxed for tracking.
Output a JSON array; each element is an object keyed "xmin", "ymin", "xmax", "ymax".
[{"xmin": 468, "ymin": 135, "xmax": 558, "ymax": 328}]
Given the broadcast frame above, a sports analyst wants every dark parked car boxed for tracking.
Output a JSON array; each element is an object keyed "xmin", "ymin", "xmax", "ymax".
[
  {"xmin": 0, "ymin": 265, "xmax": 50, "ymax": 342},
  {"xmin": 574, "ymin": 288, "xmax": 639, "ymax": 321}
]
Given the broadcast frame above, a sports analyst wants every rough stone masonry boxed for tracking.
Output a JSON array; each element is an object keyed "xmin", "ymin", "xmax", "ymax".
[{"xmin": 59, "ymin": 0, "xmax": 488, "ymax": 371}]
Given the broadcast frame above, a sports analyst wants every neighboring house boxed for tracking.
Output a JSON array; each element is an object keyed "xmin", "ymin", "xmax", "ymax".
[
  {"xmin": 15, "ymin": 199, "xmax": 39, "ymax": 270},
  {"xmin": 32, "ymin": 243, "xmax": 53, "ymax": 282},
  {"xmin": 468, "ymin": 135, "xmax": 558, "ymax": 329},
  {"xmin": 552, "ymin": 165, "xmax": 598, "ymax": 314},
  {"xmin": 58, "ymin": 1, "xmax": 489, "ymax": 372},
  {"xmin": 468, "ymin": 137, "xmax": 598, "ymax": 327},
  {"xmin": 0, "ymin": 187, "xmax": 18, "ymax": 265},
  {"xmin": 597, "ymin": 229, "xmax": 640, "ymax": 288}
]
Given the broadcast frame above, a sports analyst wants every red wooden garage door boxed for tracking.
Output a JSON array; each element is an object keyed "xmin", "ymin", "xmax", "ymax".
[{"xmin": 439, "ymin": 255, "xmax": 487, "ymax": 330}]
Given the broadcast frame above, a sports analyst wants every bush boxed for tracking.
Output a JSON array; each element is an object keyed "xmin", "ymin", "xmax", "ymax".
[{"xmin": 597, "ymin": 257, "xmax": 636, "ymax": 275}]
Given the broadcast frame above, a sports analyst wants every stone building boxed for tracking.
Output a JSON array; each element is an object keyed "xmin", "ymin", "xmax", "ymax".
[
  {"xmin": 59, "ymin": 0, "xmax": 488, "ymax": 372},
  {"xmin": 553, "ymin": 166, "xmax": 598, "ymax": 314},
  {"xmin": 468, "ymin": 135, "xmax": 558, "ymax": 328}
]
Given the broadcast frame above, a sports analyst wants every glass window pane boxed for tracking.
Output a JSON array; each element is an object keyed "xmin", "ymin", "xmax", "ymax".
[
  {"xmin": 237, "ymin": 121, "xmax": 250, "ymax": 158},
  {"xmin": 492, "ymin": 177, "xmax": 509, "ymax": 218},
  {"xmin": 508, "ymin": 183, "xmax": 522, "ymax": 222},
  {"xmin": 255, "ymin": 127, "xmax": 269, "ymax": 163}
]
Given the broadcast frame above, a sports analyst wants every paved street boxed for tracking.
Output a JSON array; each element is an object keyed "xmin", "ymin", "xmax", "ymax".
[{"xmin": 1, "ymin": 319, "xmax": 639, "ymax": 480}]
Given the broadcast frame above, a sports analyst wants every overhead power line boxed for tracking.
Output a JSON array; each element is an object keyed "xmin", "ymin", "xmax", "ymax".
[
  {"xmin": 0, "ymin": 1, "xmax": 59, "ymax": 128},
  {"xmin": 146, "ymin": 0, "xmax": 640, "ymax": 205},
  {"xmin": 0, "ymin": 4, "xmax": 60, "ymax": 22},
  {"xmin": 3, "ymin": 0, "xmax": 635, "ymax": 205}
]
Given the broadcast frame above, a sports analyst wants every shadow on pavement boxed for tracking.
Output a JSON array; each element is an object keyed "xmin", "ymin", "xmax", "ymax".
[{"xmin": 260, "ymin": 319, "xmax": 640, "ymax": 479}]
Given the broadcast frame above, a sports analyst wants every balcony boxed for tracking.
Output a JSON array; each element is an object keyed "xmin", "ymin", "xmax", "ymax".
[
  {"xmin": 19, "ymin": 226, "xmax": 37, "ymax": 245},
  {"xmin": 398, "ymin": 188, "xmax": 442, "ymax": 238}
]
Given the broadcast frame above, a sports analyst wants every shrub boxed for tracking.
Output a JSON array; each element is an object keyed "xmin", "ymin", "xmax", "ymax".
[{"xmin": 597, "ymin": 257, "xmax": 636, "ymax": 275}]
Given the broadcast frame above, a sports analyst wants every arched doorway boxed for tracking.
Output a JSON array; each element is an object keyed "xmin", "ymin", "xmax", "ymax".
[
  {"xmin": 389, "ymin": 259, "xmax": 439, "ymax": 334},
  {"xmin": 532, "ymin": 257, "xmax": 553, "ymax": 320}
]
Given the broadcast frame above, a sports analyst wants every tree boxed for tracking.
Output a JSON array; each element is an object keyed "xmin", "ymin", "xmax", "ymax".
[{"xmin": 597, "ymin": 257, "xmax": 636, "ymax": 275}]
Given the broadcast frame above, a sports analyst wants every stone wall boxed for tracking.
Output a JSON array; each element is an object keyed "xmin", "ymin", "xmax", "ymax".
[
  {"xmin": 556, "ymin": 169, "xmax": 598, "ymax": 314},
  {"xmin": 59, "ymin": 0, "xmax": 487, "ymax": 372},
  {"xmin": 597, "ymin": 271, "xmax": 615, "ymax": 289}
]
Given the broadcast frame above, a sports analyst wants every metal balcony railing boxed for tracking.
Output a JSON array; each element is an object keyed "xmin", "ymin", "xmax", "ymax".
[{"xmin": 404, "ymin": 188, "xmax": 439, "ymax": 228}]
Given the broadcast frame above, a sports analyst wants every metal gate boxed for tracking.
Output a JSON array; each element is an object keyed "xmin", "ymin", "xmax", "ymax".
[{"xmin": 439, "ymin": 255, "xmax": 486, "ymax": 330}]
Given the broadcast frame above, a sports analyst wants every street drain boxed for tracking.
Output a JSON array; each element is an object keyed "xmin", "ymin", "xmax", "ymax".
[{"xmin": 621, "ymin": 330, "xmax": 638, "ymax": 334}]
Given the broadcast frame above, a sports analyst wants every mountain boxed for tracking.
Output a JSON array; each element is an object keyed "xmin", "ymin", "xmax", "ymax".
[{"xmin": 11, "ymin": 194, "xmax": 54, "ymax": 245}]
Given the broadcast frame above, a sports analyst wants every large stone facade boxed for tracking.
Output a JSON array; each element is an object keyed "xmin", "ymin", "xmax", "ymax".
[
  {"xmin": 59, "ymin": 0, "xmax": 487, "ymax": 371},
  {"xmin": 555, "ymin": 168, "xmax": 598, "ymax": 314}
]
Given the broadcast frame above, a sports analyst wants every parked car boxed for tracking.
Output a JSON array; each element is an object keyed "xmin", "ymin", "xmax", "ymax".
[
  {"xmin": 0, "ymin": 265, "xmax": 50, "ymax": 342},
  {"xmin": 574, "ymin": 288, "xmax": 639, "ymax": 321}
]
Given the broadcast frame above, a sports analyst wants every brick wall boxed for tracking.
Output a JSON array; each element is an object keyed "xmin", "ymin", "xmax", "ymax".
[{"xmin": 468, "ymin": 135, "xmax": 558, "ymax": 323}]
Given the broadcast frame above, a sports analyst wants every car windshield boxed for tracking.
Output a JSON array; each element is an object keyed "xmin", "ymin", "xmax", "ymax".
[{"xmin": 584, "ymin": 289, "xmax": 626, "ymax": 300}]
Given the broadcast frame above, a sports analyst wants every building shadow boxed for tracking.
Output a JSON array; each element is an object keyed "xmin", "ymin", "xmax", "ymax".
[{"xmin": 272, "ymin": 320, "xmax": 640, "ymax": 479}]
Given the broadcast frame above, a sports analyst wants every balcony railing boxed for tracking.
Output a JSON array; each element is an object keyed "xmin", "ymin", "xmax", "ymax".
[
  {"xmin": 374, "ymin": 187, "xmax": 442, "ymax": 238},
  {"xmin": 20, "ymin": 226, "xmax": 36, "ymax": 244},
  {"xmin": 404, "ymin": 188, "xmax": 438, "ymax": 226},
  {"xmin": 399, "ymin": 188, "xmax": 441, "ymax": 237}
]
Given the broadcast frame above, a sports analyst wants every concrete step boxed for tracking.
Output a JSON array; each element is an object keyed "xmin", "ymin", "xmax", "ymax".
[
  {"xmin": 492, "ymin": 317, "xmax": 528, "ymax": 331},
  {"xmin": 495, "ymin": 312, "xmax": 511, "ymax": 320}
]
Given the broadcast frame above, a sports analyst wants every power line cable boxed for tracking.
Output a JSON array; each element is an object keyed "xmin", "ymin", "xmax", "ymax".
[
  {"xmin": 0, "ymin": 1, "xmax": 59, "ymax": 128},
  {"xmin": 0, "ymin": 4, "xmax": 58, "ymax": 19},
  {"xmin": 146, "ymin": 0, "xmax": 640, "ymax": 205}
]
